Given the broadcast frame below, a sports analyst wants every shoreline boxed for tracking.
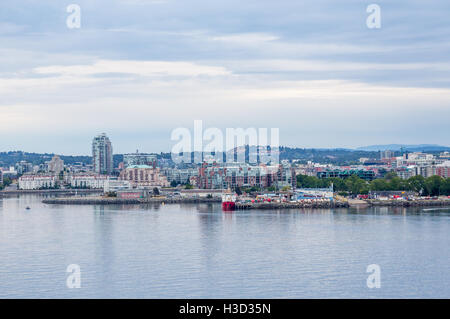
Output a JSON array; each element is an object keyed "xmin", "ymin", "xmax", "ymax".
[
  {"xmin": 366, "ymin": 199, "xmax": 450, "ymax": 207},
  {"xmin": 42, "ymin": 197, "xmax": 222, "ymax": 205},
  {"xmin": 40, "ymin": 196, "xmax": 450, "ymax": 209}
]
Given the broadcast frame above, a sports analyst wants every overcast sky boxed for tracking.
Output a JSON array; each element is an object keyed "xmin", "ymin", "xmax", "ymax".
[{"xmin": 0, "ymin": 0, "xmax": 449, "ymax": 155}]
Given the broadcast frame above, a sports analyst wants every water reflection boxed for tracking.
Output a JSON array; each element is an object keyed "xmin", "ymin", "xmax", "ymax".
[{"xmin": 1, "ymin": 195, "xmax": 450, "ymax": 298}]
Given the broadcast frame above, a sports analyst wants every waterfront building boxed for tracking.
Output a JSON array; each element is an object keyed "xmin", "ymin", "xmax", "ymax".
[
  {"xmin": 48, "ymin": 155, "xmax": 64, "ymax": 174},
  {"xmin": 68, "ymin": 174, "xmax": 108, "ymax": 189},
  {"xmin": 18, "ymin": 174, "xmax": 57, "ymax": 190},
  {"xmin": 92, "ymin": 133, "xmax": 113, "ymax": 175},
  {"xmin": 123, "ymin": 152, "xmax": 157, "ymax": 168},
  {"xmin": 119, "ymin": 165, "xmax": 169, "ymax": 187},
  {"xmin": 0, "ymin": 169, "xmax": 3, "ymax": 185}
]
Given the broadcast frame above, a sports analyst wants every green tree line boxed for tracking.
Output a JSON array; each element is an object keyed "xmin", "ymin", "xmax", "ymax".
[{"xmin": 297, "ymin": 173, "xmax": 450, "ymax": 196}]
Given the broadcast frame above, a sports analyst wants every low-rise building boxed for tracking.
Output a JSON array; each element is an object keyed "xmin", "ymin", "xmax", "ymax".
[
  {"xmin": 119, "ymin": 165, "xmax": 169, "ymax": 187},
  {"xmin": 19, "ymin": 174, "xmax": 57, "ymax": 190},
  {"xmin": 68, "ymin": 174, "xmax": 108, "ymax": 189}
]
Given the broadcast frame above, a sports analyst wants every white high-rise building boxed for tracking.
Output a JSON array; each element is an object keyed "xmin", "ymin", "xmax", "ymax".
[{"xmin": 92, "ymin": 133, "xmax": 113, "ymax": 174}]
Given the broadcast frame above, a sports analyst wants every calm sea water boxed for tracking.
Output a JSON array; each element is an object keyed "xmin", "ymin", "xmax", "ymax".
[{"xmin": 0, "ymin": 194, "xmax": 449, "ymax": 298}]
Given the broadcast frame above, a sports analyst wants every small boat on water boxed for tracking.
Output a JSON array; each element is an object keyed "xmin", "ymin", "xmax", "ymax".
[
  {"xmin": 222, "ymin": 189, "xmax": 237, "ymax": 211},
  {"xmin": 25, "ymin": 206, "xmax": 31, "ymax": 210}
]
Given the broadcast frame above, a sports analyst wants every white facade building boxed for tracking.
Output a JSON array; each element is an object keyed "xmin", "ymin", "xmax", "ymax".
[
  {"xmin": 69, "ymin": 174, "xmax": 108, "ymax": 189},
  {"xmin": 19, "ymin": 175, "xmax": 57, "ymax": 190}
]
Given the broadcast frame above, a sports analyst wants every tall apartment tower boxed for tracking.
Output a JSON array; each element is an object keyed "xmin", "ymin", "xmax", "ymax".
[{"xmin": 92, "ymin": 133, "xmax": 113, "ymax": 174}]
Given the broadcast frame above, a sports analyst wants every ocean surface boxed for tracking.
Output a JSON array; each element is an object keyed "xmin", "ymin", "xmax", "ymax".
[{"xmin": 1, "ymin": 194, "xmax": 449, "ymax": 298}]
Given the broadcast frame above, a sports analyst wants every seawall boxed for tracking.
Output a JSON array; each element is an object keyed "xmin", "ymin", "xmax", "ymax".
[
  {"xmin": 367, "ymin": 199, "xmax": 450, "ymax": 207},
  {"xmin": 235, "ymin": 201, "xmax": 349, "ymax": 210},
  {"xmin": 42, "ymin": 197, "xmax": 222, "ymax": 205}
]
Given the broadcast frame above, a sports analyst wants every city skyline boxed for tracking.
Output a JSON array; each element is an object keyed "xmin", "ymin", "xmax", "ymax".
[{"xmin": 1, "ymin": 1, "xmax": 449, "ymax": 154}]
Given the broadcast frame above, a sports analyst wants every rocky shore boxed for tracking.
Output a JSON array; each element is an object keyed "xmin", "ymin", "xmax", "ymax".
[
  {"xmin": 42, "ymin": 197, "xmax": 221, "ymax": 205},
  {"xmin": 367, "ymin": 199, "xmax": 450, "ymax": 207},
  {"xmin": 236, "ymin": 201, "xmax": 349, "ymax": 210},
  {"xmin": 41, "ymin": 196, "xmax": 449, "ymax": 209}
]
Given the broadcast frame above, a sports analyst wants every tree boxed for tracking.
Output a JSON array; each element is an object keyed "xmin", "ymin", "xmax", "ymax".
[
  {"xmin": 297, "ymin": 175, "xmax": 329, "ymax": 188},
  {"xmin": 329, "ymin": 177, "xmax": 346, "ymax": 192},
  {"xmin": 235, "ymin": 186, "xmax": 242, "ymax": 196},
  {"xmin": 370, "ymin": 178, "xmax": 389, "ymax": 191},
  {"xmin": 424, "ymin": 175, "xmax": 444, "ymax": 196},
  {"xmin": 170, "ymin": 180, "xmax": 178, "ymax": 187},
  {"xmin": 388, "ymin": 177, "xmax": 407, "ymax": 191},
  {"xmin": 153, "ymin": 187, "xmax": 160, "ymax": 195},
  {"xmin": 345, "ymin": 175, "xmax": 368, "ymax": 195},
  {"xmin": 407, "ymin": 175, "xmax": 426, "ymax": 195},
  {"xmin": 441, "ymin": 178, "xmax": 450, "ymax": 196},
  {"xmin": 384, "ymin": 171, "xmax": 398, "ymax": 180}
]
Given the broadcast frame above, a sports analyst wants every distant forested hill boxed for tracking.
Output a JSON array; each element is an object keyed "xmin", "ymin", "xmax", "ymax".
[
  {"xmin": 279, "ymin": 147, "xmax": 382, "ymax": 164},
  {"xmin": 0, "ymin": 151, "xmax": 92, "ymax": 167},
  {"xmin": 160, "ymin": 147, "xmax": 385, "ymax": 165},
  {"xmin": 357, "ymin": 144, "xmax": 450, "ymax": 152},
  {"xmin": 1, "ymin": 146, "xmax": 442, "ymax": 168}
]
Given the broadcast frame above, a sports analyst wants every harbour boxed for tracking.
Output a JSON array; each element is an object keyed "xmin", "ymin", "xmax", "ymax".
[{"xmin": 1, "ymin": 194, "xmax": 450, "ymax": 298}]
